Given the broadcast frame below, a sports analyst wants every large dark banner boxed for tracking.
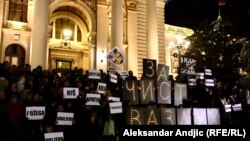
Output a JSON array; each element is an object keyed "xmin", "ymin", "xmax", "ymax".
[
  {"xmin": 139, "ymin": 80, "xmax": 155, "ymax": 104},
  {"xmin": 127, "ymin": 107, "xmax": 144, "ymax": 125},
  {"xmin": 143, "ymin": 59, "xmax": 157, "ymax": 79},
  {"xmin": 161, "ymin": 108, "xmax": 176, "ymax": 125},
  {"xmin": 144, "ymin": 108, "xmax": 160, "ymax": 125},
  {"xmin": 122, "ymin": 80, "xmax": 139, "ymax": 105},
  {"xmin": 157, "ymin": 80, "xmax": 171, "ymax": 104},
  {"xmin": 157, "ymin": 64, "xmax": 169, "ymax": 83}
]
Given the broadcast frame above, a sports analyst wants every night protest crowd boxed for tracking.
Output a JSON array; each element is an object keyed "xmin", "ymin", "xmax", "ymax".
[{"xmin": 0, "ymin": 60, "xmax": 250, "ymax": 141}]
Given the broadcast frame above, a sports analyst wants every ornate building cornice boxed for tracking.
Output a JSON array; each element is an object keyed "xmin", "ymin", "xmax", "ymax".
[
  {"xmin": 126, "ymin": 0, "xmax": 138, "ymax": 11},
  {"xmin": 97, "ymin": 0, "xmax": 108, "ymax": 5}
]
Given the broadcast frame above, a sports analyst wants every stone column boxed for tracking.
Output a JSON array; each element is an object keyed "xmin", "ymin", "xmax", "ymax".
[
  {"xmin": 30, "ymin": 0, "xmax": 49, "ymax": 69},
  {"xmin": 74, "ymin": 24, "xmax": 77, "ymax": 41},
  {"xmin": 52, "ymin": 20, "xmax": 56, "ymax": 39},
  {"xmin": 111, "ymin": 0, "xmax": 123, "ymax": 72},
  {"xmin": 0, "ymin": 1, "xmax": 4, "ymax": 62},
  {"xmin": 146, "ymin": 0, "xmax": 158, "ymax": 62},
  {"xmin": 89, "ymin": 32, "xmax": 96, "ymax": 70}
]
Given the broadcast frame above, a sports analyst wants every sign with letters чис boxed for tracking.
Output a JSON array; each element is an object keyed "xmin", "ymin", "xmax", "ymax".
[
  {"xmin": 63, "ymin": 87, "xmax": 79, "ymax": 99},
  {"xmin": 122, "ymin": 80, "xmax": 139, "ymax": 105},
  {"xmin": 26, "ymin": 106, "xmax": 45, "ymax": 120},
  {"xmin": 157, "ymin": 80, "xmax": 171, "ymax": 104}
]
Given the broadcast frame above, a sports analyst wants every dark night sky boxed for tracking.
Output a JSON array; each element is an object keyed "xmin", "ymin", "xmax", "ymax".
[{"xmin": 165, "ymin": 0, "xmax": 250, "ymax": 31}]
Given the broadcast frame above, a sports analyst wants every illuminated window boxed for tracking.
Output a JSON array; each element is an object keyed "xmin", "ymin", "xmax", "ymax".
[
  {"xmin": 8, "ymin": 0, "xmax": 28, "ymax": 22},
  {"xmin": 55, "ymin": 18, "xmax": 75, "ymax": 41}
]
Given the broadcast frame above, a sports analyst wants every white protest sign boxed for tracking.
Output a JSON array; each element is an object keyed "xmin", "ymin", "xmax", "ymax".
[
  {"xmin": 26, "ymin": 106, "xmax": 45, "ymax": 120},
  {"xmin": 207, "ymin": 108, "xmax": 220, "ymax": 125},
  {"xmin": 44, "ymin": 132, "xmax": 64, "ymax": 141},
  {"xmin": 97, "ymin": 83, "xmax": 107, "ymax": 94},
  {"xmin": 205, "ymin": 69, "xmax": 212, "ymax": 76},
  {"xmin": 86, "ymin": 94, "xmax": 101, "ymax": 106},
  {"xmin": 56, "ymin": 112, "xmax": 74, "ymax": 126},
  {"xmin": 205, "ymin": 79, "xmax": 214, "ymax": 87},
  {"xmin": 174, "ymin": 83, "xmax": 187, "ymax": 106},
  {"xmin": 109, "ymin": 73, "xmax": 118, "ymax": 83},
  {"xmin": 108, "ymin": 97, "xmax": 120, "ymax": 102},
  {"xmin": 195, "ymin": 72, "xmax": 204, "ymax": 80},
  {"xmin": 109, "ymin": 102, "xmax": 123, "ymax": 114},
  {"xmin": 120, "ymin": 71, "xmax": 128, "ymax": 79},
  {"xmin": 193, "ymin": 108, "xmax": 207, "ymax": 125},
  {"xmin": 63, "ymin": 87, "xmax": 79, "ymax": 99},
  {"xmin": 188, "ymin": 79, "xmax": 196, "ymax": 86},
  {"xmin": 225, "ymin": 104, "xmax": 232, "ymax": 113},
  {"xmin": 232, "ymin": 103, "xmax": 242, "ymax": 111},
  {"xmin": 88, "ymin": 70, "xmax": 101, "ymax": 79}
]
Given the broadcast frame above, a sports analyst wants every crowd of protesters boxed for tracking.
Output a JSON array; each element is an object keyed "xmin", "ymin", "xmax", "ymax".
[{"xmin": 0, "ymin": 61, "xmax": 250, "ymax": 141}]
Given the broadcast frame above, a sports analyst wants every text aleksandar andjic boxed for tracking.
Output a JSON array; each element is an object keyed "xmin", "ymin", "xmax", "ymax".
[{"xmin": 123, "ymin": 129, "xmax": 204, "ymax": 138}]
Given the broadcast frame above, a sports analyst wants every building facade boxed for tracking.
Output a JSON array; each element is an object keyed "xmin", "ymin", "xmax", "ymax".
[{"xmin": 0, "ymin": 0, "xmax": 193, "ymax": 78}]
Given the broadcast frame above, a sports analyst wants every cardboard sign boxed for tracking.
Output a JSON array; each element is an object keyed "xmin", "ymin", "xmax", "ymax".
[
  {"xmin": 26, "ymin": 106, "xmax": 45, "ymax": 120},
  {"xmin": 122, "ymin": 80, "xmax": 139, "ymax": 105},
  {"xmin": 174, "ymin": 83, "xmax": 187, "ymax": 106},
  {"xmin": 232, "ymin": 103, "xmax": 242, "ymax": 111},
  {"xmin": 195, "ymin": 72, "xmax": 204, "ymax": 80},
  {"xmin": 97, "ymin": 83, "xmax": 107, "ymax": 94},
  {"xmin": 143, "ymin": 59, "xmax": 157, "ymax": 79},
  {"xmin": 85, "ymin": 94, "xmax": 101, "ymax": 106},
  {"xmin": 139, "ymin": 80, "xmax": 155, "ymax": 104},
  {"xmin": 188, "ymin": 79, "xmax": 196, "ymax": 86},
  {"xmin": 109, "ymin": 102, "xmax": 123, "ymax": 114},
  {"xmin": 109, "ymin": 73, "xmax": 118, "ymax": 83},
  {"xmin": 108, "ymin": 97, "xmax": 120, "ymax": 102},
  {"xmin": 205, "ymin": 79, "xmax": 214, "ymax": 87},
  {"xmin": 205, "ymin": 69, "xmax": 212, "ymax": 76},
  {"xmin": 157, "ymin": 80, "xmax": 171, "ymax": 104},
  {"xmin": 63, "ymin": 87, "xmax": 79, "ymax": 99},
  {"xmin": 56, "ymin": 112, "xmax": 74, "ymax": 126},
  {"xmin": 193, "ymin": 108, "xmax": 207, "ymax": 125},
  {"xmin": 120, "ymin": 71, "xmax": 128, "ymax": 79},
  {"xmin": 157, "ymin": 64, "xmax": 169, "ymax": 82},
  {"xmin": 207, "ymin": 108, "xmax": 220, "ymax": 125},
  {"xmin": 180, "ymin": 57, "xmax": 196, "ymax": 75},
  {"xmin": 127, "ymin": 107, "xmax": 144, "ymax": 125},
  {"xmin": 144, "ymin": 108, "xmax": 160, "ymax": 125},
  {"xmin": 44, "ymin": 132, "xmax": 64, "ymax": 141},
  {"xmin": 88, "ymin": 70, "xmax": 101, "ymax": 79},
  {"xmin": 177, "ymin": 108, "xmax": 192, "ymax": 125},
  {"xmin": 160, "ymin": 108, "xmax": 176, "ymax": 125},
  {"xmin": 225, "ymin": 104, "xmax": 232, "ymax": 113}
]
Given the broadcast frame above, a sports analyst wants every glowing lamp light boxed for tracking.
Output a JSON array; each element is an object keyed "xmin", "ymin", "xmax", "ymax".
[{"xmin": 63, "ymin": 29, "xmax": 72, "ymax": 40}]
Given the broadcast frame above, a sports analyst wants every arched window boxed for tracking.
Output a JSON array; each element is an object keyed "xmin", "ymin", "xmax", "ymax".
[
  {"xmin": 5, "ymin": 44, "xmax": 25, "ymax": 67},
  {"xmin": 8, "ymin": 0, "xmax": 28, "ymax": 22}
]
